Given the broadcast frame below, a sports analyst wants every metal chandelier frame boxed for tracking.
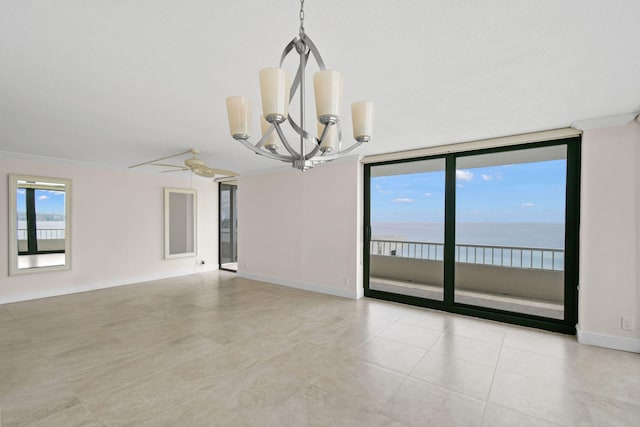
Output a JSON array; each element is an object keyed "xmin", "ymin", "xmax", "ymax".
[{"xmin": 230, "ymin": 1, "xmax": 370, "ymax": 171}]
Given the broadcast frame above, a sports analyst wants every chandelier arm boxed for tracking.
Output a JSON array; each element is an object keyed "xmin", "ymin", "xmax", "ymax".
[
  {"xmin": 287, "ymin": 115, "xmax": 315, "ymax": 142},
  {"xmin": 304, "ymin": 123, "xmax": 330, "ymax": 160},
  {"xmin": 298, "ymin": 41, "xmax": 306, "ymax": 161},
  {"xmin": 300, "ymin": 34, "xmax": 326, "ymax": 71},
  {"xmin": 279, "ymin": 38, "xmax": 297, "ymax": 68},
  {"xmin": 254, "ymin": 125, "xmax": 276, "ymax": 150},
  {"xmin": 315, "ymin": 140, "xmax": 365, "ymax": 161},
  {"xmin": 235, "ymin": 137, "xmax": 296, "ymax": 161},
  {"xmin": 273, "ymin": 122, "xmax": 303, "ymax": 159},
  {"xmin": 288, "ymin": 50, "xmax": 309, "ymax": 103},
  {"xmin": 304, "ymin": 144, "xmax": 322, "ymax": 160}
]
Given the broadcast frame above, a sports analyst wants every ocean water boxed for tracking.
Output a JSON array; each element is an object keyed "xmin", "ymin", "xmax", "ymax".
[
  {"xmin": 372, "ymin": 222, "xmax": 565, "ymax": 249},
  {"xmin": 17, "ymin": 220, "xmax": 66, "ymax": 230}
]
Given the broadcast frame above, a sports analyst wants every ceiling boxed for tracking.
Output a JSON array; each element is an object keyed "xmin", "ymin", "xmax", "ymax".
[{"xmin": 1, "ymin": 0, "xmax": 639, "ymax": 175}]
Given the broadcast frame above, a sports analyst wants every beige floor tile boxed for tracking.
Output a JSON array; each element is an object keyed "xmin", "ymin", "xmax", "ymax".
[
  {"xmin": 489, "ymin": 370, "xmax": 640, "ymax": 426},
  {"xmin": 266, "ymin": 341, "xmax": 348, "ymax": 382},
  {"xmin": 33, "ymin": 328, "xmax": 117, "ymax": 357},
  {"xmin": 101, "ymin": 312, "xmax": 176, "ymax": 335},
  {"xmin": 0, "ymin": 325, "xmax": 31, "ymax": 351},
  {"xmin": 21, "ymin": 403, "xmax": 101, "ymax": 427},
  {"xmin": 304, "ymin": 323, "xmax": 378, "ymax": 353},
  {"xmin": 355, "ymin": 336, "xmax": 427, "ymax": 375},
  {"xmin": 0, "ymin": 307, "xmax": 14, "ymax": 322},
  {"xmin": 194, "ymin": 319, "xmax": 259, "ymax": 345},
  {"xmin": 226, "ymin": 331, "xmax": 304, "ymax": 361},
  {"xmin": 431, "ymin": 333, "xmax": 502, "ymax": 367},
  {"xmin": 171, "ymin": 347, "xmax": 259, "ymax": 387},
  {"xmin": 378, "ymin": 322, "xmax": 442, "ymax": 350},
  {"xmin": 45, "ymin": 337, "xmax": 137, "ymax": 375},
  {"xmin": 502, "ymin": 326, "xmax": 580, "ymax": 359},
  {"xmin": 0, "ymin": 379, "xmax": 80, "ymax": 427},
  {"xmin": 355, "ymin": 300, "xmax": 413, "ymax": 321},
  {"xmin": 140, "ymin": 333, "xmax": 225, "ymax": 369},
  {"xmin": 497, "ymin": 346, "xmax": 586, "ymax": 391},
  {"xmin": 64, "ymin": 351, "xmax": 187, "ymax": 404},
  {"xmin": 0, "ymin": 356, "xmax": 60, "ymax": 401},
  {"xmin": 266, "ymin": 383, "xmax": 408, "ymax": 427},
  {"xmin": 140, "ymin": 395, "xmax": 250, "ymax": 427},
  {"xmin": 115, "ymin": 321, "xmax": 194, "ymax": 352},
  {"xmin": 202, "ymin": 361, "xmax": 309, "ymax": 424},
  {"xmin": 313, "ymin": 358, "xmax": 406, "ymax": 408},
  {"xmin": 84, "ymin": 371, "xmax": 197, "ymax": 427},
  {"xmin": 173, "ymin": 309, "xmax": 234, "ymax": 334},
  {"xmin": 398, "ymin": 308, "xmax": 452, "ymax": 332},
  {"xmin": 411, "ymin": 351, "xmax": 495, "ymax": 400},
  {"xmin": 382, "ymin": 377, "xmax": 485, "ymax": 426},
  {"xmin": 445, "ymin": 316, "xmax": 506, "ymax": 345},
  {"xmin": 481, "ymin": 403, "xmax": 561, "ymax": 426}
]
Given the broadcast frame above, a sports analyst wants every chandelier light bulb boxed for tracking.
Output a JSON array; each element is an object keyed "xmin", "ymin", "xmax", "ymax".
[
  {"xmin": 318, "ymin": 122, "xmax": 338, "ymax": 153},
  {"xmin": 261, "ymin": 115, "xmax": 279, "ymax": 150},
  {"xmin": 225, "ymin": 96, "xmax": 252, "ymax": 139},
  {"xmin": 313, "ymin": 70, "xmax": 344, "ymax": 124},
  {"xmin": 259, "ymin": 68, "xmax": 291, "ymax": 123},
  {"xmin": 351, "ymin": 101, "xmax": 375, "ymax": 142}
]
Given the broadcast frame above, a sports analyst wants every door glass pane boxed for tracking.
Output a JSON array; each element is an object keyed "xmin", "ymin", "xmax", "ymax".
[
  {"xmin": 454, "ymin": 146, "xmax": 566, "ymax": 319},
  {"xmin": 219, "ymin": 183, "xmax": 237, "ymax": 270},
  {"xmin": 369, "ymin": 158, "xmax": 446, "ymax": 300}
]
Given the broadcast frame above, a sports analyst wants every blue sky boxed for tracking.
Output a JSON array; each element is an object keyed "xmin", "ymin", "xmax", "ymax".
[
  {"xmin": 371, "ymin": 160, "xmax": 566, "ymax": 223},
  {"xmin": 17, "ymin": 189, "xmax": 66, "ymax": 215}
]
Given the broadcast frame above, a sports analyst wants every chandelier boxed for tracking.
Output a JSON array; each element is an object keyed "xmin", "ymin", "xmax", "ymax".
[{"xmin": 225, "ymin": 0, "xmax": 374, "ymax": 171}]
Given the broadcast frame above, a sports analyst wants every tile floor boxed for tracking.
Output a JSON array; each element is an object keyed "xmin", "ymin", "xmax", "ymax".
[{"xmin": 1, "ymin": 271, "xmax": 639, "ymax": 426}]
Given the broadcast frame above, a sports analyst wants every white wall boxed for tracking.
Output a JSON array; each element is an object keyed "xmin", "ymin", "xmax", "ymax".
[
  {"xmin": 237, "ymin": 157, "xmax": 363, "ymax": 299},
  {"xmin": 0, "ymin": 156, "xmax": 218, "ymax": 304},
  {"xmin": 578, "ymin": 120, "xmax": 640, "ymax": 352}
]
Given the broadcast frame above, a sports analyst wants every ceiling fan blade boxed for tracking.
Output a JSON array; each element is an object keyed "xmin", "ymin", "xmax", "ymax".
[
  {"xmin": 161, "ymin": 168, "xmax": 189, "ymax": 173},
  {"xmin": 207, "ymin": 168, "xmax": 239, "ymax": 177},
  {"xmin": 150, "ymin": 163, "xmax": 185, "ymax": 168},
  {"xmin": 128, "ymin": 149, "xmax": 194, "ymax": 169},
  {"xmin": 194, "ymin": 167, "xmax": 238, "ymax": 178}
]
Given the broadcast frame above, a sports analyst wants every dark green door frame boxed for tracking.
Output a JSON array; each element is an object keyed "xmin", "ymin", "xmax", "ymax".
[
  {"xmin": 218, "ymin": 182, "xmax": 238, "ymax": 272},
  {"xmin": 363, "ymin": 137, "xmax": 581, "ymax": 334}
]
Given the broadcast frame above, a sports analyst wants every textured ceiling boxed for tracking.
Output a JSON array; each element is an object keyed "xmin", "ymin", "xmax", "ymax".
[{"xmin": 1, "ymin": 0, "xmax": 639, "ymax": 175}]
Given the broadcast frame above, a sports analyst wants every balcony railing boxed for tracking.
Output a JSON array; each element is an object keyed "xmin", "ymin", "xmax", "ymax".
[
  {"xmin": 370, "ymin": 239, "xmax": 564, "ymax": 271},
  {"xmin": 16, "ymin": 228, "xmax": 65, "ymax": 240}
]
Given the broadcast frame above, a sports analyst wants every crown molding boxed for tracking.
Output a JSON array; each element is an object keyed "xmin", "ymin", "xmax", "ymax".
[{"xmin": 572, "ymin": 112, "xmax": 639, "ymax": 131}]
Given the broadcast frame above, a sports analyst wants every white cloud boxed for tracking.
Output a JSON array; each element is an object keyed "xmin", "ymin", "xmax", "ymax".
[
  {"xmin": 424, "ymin": 192, "xmax": 432, "ymax": 197},
  {"xmin": 457, "ymin": 184, "xmax": 465, "ymax": 188},
  {"xmin": 17, "ymin": 189, "xmax": 26, "ymax": 195},
  {"xmin": 456, "ymin": 170, "xmax": 473, "ymax": 181},
  {"xmin": 38, "ymin": 195, "xmax": 50, "ymax": 201},
  {"xmin": 481, "ymin": 174, "xmax": 492, "ymax": 181},
  {"xmin": 521, "ymin": 202, "xmax": 535, "ymax": 207},
  {"xmin": 392, "ymin": 197, "xmax": 414, "ymax": 203}
]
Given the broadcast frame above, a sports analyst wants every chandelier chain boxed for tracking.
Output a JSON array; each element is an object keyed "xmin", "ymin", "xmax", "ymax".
[{"xmin": 299, "ymin": 0, "xmax": 305, "ymax": 35}]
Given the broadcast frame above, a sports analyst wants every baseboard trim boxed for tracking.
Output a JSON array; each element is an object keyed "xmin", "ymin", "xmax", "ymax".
[
  {"xmin": 0, "ymin": 265, "xmax": 220, "ymax": 305},
  {"xmin": 577, "ymin": 326, "xmax": 640, "ymax": 353},
  {"xmin": 237, "ymin": 271, "xmax": 361, "ymax": 300}
]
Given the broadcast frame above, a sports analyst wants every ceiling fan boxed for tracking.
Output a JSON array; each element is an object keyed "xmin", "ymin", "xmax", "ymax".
[{"xmin": 129, "ymin": 149, "xmax": 238, "ymax": 178}]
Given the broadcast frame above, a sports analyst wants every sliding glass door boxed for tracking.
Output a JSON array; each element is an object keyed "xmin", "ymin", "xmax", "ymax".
[
  {"xmin": 369, "ymin": 158, "xmax": 446, "ymax": 301},
  {"xmin": 219, "ymin": 182, "xmax": 238, "ymax": 271},
  {"xmin": 454, "ymin": 146, "xmax": 567, "ymax": 319},
  {"xmin": 364, "ymin": 138, "xmax": 580, "ymax": 333}
]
